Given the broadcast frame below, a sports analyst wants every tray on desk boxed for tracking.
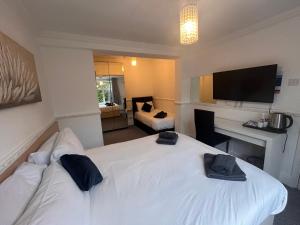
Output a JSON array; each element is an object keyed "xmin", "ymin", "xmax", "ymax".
[{"xmin": 242, "ymin": 123, "xmax": 287, "ymax": 134}]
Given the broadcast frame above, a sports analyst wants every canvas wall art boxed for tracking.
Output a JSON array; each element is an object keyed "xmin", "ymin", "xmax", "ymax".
[{"xmin": 0, "ymin": 31, "xmax": 42, "ymax": 110}]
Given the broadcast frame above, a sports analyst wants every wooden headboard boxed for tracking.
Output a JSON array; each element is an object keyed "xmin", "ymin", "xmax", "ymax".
[
  {"xmin": 0, "ymin": 121, "xmax": 59, "ymax": 183},
  {"xmin": 132, "ymin": 96, "xmax": 153, "ymax": 114}
]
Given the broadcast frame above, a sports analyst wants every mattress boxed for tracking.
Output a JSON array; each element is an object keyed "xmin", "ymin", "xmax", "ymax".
[
  {"xmin": 134, "ymin": 109, "xmax": 175, "ymax": 130},
  {"xmin": 86, "ymin": 133, "xmax": 287, "ymax": 225}
]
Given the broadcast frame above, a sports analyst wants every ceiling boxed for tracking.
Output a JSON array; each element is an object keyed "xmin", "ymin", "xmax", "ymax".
[{"xmin": 20, "ymin": 0, "xmax": 300, "ymax": 46}]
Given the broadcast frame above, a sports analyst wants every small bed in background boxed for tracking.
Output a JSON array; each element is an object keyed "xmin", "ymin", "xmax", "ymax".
[
  {"xmin": 99, "ymin": 103, "xmax": 121, "ymax": 118},
  {"xmin": 132, "ymin": 96, "xmax": 175, "ymax": 134}
]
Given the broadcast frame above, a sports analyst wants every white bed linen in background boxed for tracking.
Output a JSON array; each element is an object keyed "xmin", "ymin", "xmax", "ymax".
[
  {"xmin": 134, "ymin": 109, "xmax": 175, "ymax": 130},
  {"xmin": 28, "ymin": 132, "xmax": 58, "ymax": 165},
  {"xmin": 51, "ymin": 128, "xmax": 85, "ymax": 162},
  {"xmin": 14, "ymin": 162, "xmax": 90, "ymax": 225},
  {"xmin": 0, "ymin": 163, "xmax": 46, "ymax": 225},
  {"xmin": 86, "ymin": 134, "xmax": 287, "ymax": 225}
]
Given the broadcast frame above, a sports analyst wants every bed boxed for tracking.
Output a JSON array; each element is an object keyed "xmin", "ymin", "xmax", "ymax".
[
  {"xmin": 99, "ymin": 103, "xmax": 121, "ymax": 118},
  {"xmin": 0, "ymin": 125, "xmax": 287, "ymax": 225},
  {"xmin": 132, "ymin": 96, "xmax": 175, "ymax": 134},
  {"xmin": 86, "ymin": 134, "xmax": 287, "ymax": 225}
]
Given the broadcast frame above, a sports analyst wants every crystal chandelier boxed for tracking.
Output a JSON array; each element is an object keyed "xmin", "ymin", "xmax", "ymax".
[{"xmin": 180, "ymin": 1, "xmax": 198, "ymax": 45}]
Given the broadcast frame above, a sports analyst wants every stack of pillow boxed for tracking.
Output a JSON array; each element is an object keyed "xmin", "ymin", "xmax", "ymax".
[{"xmin": 0, "ymin": 128, "xmax": 103, "ymax": 225}]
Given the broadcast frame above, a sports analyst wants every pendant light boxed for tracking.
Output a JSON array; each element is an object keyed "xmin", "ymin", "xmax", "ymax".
[{"xmin": 180, "ymin": 0, "xmax": 199, "ymax": 45}]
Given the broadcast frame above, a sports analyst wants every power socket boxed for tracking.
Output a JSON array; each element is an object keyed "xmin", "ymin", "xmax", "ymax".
[{"xmin": 287, "ymin": 78, "xmax": 300, "ymax": 86}]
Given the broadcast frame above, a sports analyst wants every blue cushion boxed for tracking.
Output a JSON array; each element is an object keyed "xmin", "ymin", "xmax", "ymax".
[
  {"xmin": 60, "ymin": 154, "xmax": 103, "ymax": 191},
  {"xmin": 142, "ymin": 102, "xmax": 152, "ymax": 112}
]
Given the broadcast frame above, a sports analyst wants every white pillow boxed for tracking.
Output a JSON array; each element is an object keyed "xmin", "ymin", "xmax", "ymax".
[
  {"xmin": 136, "ymin": 101, "xmax": 154, "ymax": 112},
  {"xmin": 0, "ymin": 163, "xmax": 46, "ymax": 225},
  {"xmin": 51, "ymin": 128, "xmax": 85, "ymax": 162},
  {"xmin": 28, "ymin": 132, "xmax": 59, "ymax": 165},
  {"xmin": 14, "ymin": 162, "xmax": 90, "ymax": 225}
]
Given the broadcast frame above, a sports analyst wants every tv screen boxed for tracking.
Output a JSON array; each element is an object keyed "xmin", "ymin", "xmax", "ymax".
[{"xmin": 213, "ymin": 64, "xmax": 277, "ymax": 103}]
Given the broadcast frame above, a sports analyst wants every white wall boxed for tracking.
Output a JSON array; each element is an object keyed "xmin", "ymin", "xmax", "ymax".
[
  {"xmin": 123, "ymin": 57, "xmax": 176, "ymax": 113},
  {"xmin": 123, "ymin": 57, "xmax": 155, "ymax": 100},
  {"xmin": 40, "ymin": 47, "xmax": 103, "ymax": 148},
  {"xmin": 152, "ymin": 59, "xmax": 176, "ymax": 113},
  {"xmin": 178, "ymin": 15, "xmax": 300, "ymax": 187},
  {"xmin": 0, "ymin": 1, "xmax": 54, "ymax": 172}
]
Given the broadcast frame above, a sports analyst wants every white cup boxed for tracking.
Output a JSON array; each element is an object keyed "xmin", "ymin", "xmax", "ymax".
[{"xmin": 257, "ymin": 121, "xmax": 264, "ymax": 128}]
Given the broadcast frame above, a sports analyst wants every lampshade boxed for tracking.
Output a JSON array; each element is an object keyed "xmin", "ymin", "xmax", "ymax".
[{"xmin": 180, "ymin": 2, "xmax": 198, "ymax": 45}]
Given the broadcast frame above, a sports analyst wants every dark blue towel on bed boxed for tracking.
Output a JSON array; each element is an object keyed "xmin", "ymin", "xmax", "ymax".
[
  {"xmin": 154, "ymin": 111, "xmax": 167, "ymax": 118},
  {"xmin": 156, "ymin": 133, "xmax": 178, "ymax": 145},
  {"xmin": 159, "ymin": 131, "xmax": 177, "ymax": 140},
  {"xmin": 204, "ymin": 154, "xmax": 246, "ymax": 181},
  {"xmin": 211, "ymin": 154, "xmax": 236, "ymax": 175}
]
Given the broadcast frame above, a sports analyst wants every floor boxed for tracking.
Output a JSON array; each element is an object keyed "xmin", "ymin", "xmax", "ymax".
[
  {"xmin": 274, "ymin": 186, "xmax": 300, "ymax": 225},
  {"xmin": 103, "ymin": 126, "xmax": 148, "ymax": 145},
  {"xmin": 103, "ymin": 127, "xmax": 300, "ymax": 225}
]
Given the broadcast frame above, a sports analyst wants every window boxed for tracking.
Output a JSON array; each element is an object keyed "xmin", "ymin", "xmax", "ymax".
[{"xmin": 96, "ymin": 77, "xmax": 112, "ymax": 105}]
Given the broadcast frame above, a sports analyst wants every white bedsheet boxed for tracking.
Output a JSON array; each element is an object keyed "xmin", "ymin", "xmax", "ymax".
[
  {"xmin": 134, "ymin": 109, "xmax": 175, "ymax": 130},
  {"xmin": 86, "ymin": 134, "xmax": 287, "ymax": 225}
]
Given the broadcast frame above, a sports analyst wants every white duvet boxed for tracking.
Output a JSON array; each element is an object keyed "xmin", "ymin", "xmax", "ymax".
[
  {"xmin": 134, "ymin": 109, "xmax": 175, "ymax": 130},
  {"xmin": 86, "ymin": 134, "xmax": 287, "ymax": 225}
]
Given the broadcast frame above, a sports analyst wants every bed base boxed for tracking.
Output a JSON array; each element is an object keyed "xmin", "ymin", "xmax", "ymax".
[
  {"xmin": 134, "ymin": 119, "xmax": 175, "ymax": 135},
  {"xmin": 261, "ymin": 216, "xmax": 274, "ymax": 225}
]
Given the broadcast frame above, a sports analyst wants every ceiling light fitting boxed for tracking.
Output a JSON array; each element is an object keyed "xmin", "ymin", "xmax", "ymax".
[{"xmin": 180, "ymin": 0, "xmax": 199, "ymax": 45}]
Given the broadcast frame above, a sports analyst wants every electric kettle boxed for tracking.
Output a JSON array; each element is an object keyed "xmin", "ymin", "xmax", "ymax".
[{"xmin": 269, "ymin": 112, "xmax": 293, "ymax": 130}]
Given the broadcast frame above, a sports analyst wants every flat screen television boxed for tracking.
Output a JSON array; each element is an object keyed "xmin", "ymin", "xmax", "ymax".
[{"xmin": 213, "ymin": 64, "xmax": 277, "ymax": 103}]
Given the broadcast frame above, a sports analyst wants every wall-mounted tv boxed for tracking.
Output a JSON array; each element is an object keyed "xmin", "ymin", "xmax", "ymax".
[{"xmin": 213, "ymin": 64, "xmax": 277, "ymax": 103}]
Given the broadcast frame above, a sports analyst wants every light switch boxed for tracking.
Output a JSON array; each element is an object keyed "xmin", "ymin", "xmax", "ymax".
[{"xmin": 287, "ymin": 78, "xmax": 299, "ymax": 86}]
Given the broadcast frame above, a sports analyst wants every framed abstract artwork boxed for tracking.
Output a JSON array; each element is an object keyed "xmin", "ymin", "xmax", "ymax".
[{"xmin": 0, "ymin": 31, "xmax": 42, "ymax": 110}]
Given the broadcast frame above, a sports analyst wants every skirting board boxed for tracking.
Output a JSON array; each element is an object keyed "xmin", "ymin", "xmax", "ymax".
[{"xmin": 261, "ymin": 216, "xmax": 274, "ymax": 225}]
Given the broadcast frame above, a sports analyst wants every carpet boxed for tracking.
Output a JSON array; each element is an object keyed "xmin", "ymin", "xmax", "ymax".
[
  {"xmin": 103, "ymin": 126, "xmax": 148, "ymax": 145},
  {"xmin": 274, "ymin": 186, "xmax": 300, "ymax": 225}
]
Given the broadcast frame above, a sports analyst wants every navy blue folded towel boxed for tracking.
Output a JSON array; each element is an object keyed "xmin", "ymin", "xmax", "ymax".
[
  {"xmin": 204, "ymin": 153, "xmax": 246, "ymax": 181},
  {"xmin": 154, "ymin": 111, "xmax": 167, "ymax": 118},
  {"xmin": 159, "ymin": 131, "xmax": 177, "ymax": 140},
  {"xmin": 211, "ymin": 154, "xmax": 236, "ymax": 175},
  {"xmin": 156, "ymin": 132, "xmax": 178, "ymax": 145}
]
